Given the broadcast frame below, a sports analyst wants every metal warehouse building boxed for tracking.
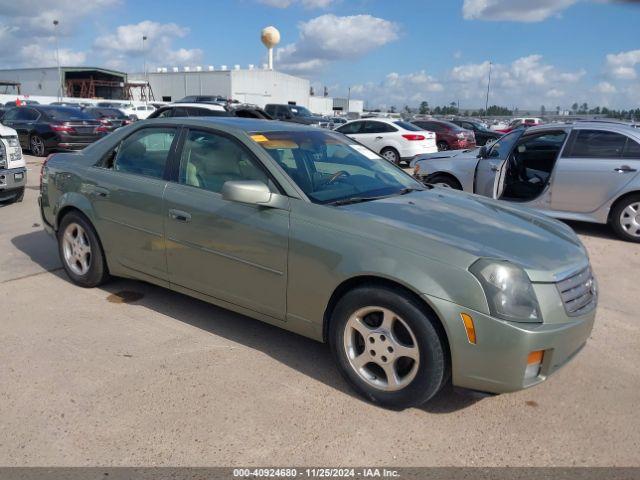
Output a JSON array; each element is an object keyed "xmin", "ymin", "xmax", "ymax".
[
  {"xmin": 129, "ymin": 67, "xmax": 310, "ymax": 108},
  {"xmin": 0, "ymin": 66, "xmax": 128, "ymax": 99}
]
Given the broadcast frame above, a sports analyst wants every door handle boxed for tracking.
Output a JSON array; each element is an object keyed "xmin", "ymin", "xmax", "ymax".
[
  {"xmin": 490, "ymin": 164, "xmax": 499, "ymax": 172},
  {"xmin": 375, "ymin": 136, "xmax": 383, "ymax": 140},
  {"xmin": 168, "ymin": 209, "xmax": 191, "ymax": 222},
  {"xmin": 614, "ymin": 166, "xmax": 637, "ymax": 173},
  {"xmin": 92, "ymin": 186, "xmax": 109, "ymax": 197}
]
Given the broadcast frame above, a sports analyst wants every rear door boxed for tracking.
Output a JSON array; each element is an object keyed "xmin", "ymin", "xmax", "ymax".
[
  {"xmin": 89, "ymin": 126, "xmax": 179, "ymax": 281},
  {"xmin": 474, "ymin": 130, "xmax": 523, "ymax": 196},
  {"xmin": 356, "ymin": 121, "xmax": 397, "ymax": 153},
  {"xmin": 550, "ymin": 128, "xmax": 640, "ymax": 213},
  {"xmin": 163, "ymin": 128, "xmax": 289, "ymax": 319}
]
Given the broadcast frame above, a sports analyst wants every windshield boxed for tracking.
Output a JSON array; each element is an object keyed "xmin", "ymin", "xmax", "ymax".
[
  {"xmin": 251, "ymin": 130, "xmax": 423, "ymax": 205},
  {"xmin": 290, "ymin": 106, "xmax": 313, "ymax": 117},
  {"xmin": 394, "ymin": 121, "xmax": 423, "ymax": 131}
]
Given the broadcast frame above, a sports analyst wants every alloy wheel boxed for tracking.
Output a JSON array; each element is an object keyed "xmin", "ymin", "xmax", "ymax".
[
  {"xmin": 61, "ymin": 222, "xmax": 92, "ymax": 276},
  {"xmin": 343, "ymin": 306, "xmax": 420, "ymax": 392},
  {"xmin": 30, "ymin": 136, "xmax": 45, "ymax": 156},
  {"xmin": 619, "ymin": 202, "xmax": 640, "ymax": 238}
]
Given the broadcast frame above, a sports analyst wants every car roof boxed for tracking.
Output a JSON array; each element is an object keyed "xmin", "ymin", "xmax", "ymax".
[
  {"xmin": 342, "ymin": 117, "xmax": 398, "ymax": 124},
  {"xmin": 143, "ymin": 117, "xmax": 317, "ymax": 133},
  {"xmin": 164, "ymin": 102, "xmax": 226, "ymax": 111}
]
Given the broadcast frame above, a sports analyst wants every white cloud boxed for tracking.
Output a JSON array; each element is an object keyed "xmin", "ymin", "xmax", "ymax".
[
  {"xmin": 0, "ymin": 0, "xmax": 116, "ymax": 67},
  {"xmin": 258, "ymin": 0, "xmax": 337, "ymax": 8},
  {"xmin": 594, "ymin": 81, "xmax": 617, "ymax": 93},
  {"xmin": 94, "ymin": 20, "xmax": 202, "ymax": 70},
  {"xmin": 606, "ymin": 49, "xmax": 640, "ymax": 80},
  {"xmin": 350, "ymin": 70, "xmax": 443, "ymax": 109},
  {"xmin": 463, "ymin": 0, "xmax": 578, "ymax": 22},
  {"xmin": 276, "ymin": 14, "xmax": 398, "ymax": 73}
]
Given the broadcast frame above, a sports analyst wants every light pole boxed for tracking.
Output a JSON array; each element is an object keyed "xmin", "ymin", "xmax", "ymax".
[
  {"xmin": 53, "ymin": 19, "xmax": 62, "ymax": 101},
  {"xmin": 484, "ymin": 61, "xmax": 492, "ymax": 115},
  {"xmin": 142, "ymin": 35, "xmax": 148, "ymax": 104}
]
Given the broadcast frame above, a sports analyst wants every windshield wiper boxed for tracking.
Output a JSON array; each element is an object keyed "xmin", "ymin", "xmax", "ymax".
[
  {"xmin": 328, "ymin": 196, "xmax": 385, "ymax": 206},
  {"xmin": 397, "ymin": 187, "xmax": 424, "ymax": 195}
]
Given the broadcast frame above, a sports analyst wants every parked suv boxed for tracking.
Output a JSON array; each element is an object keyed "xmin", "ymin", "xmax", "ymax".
[
  {"xmin": 450, "ymin": 118, "xmax": 502, "ymax": 146},
  {"xmin": 411, "ymin": 119, "xmax": 476, "ymax": 151},
  {"xmin": 148, "ymin": 103, "xmax": 230, "ymax": 119},
  {"xmin": 0, "ymin": 123, "xmax": 26, "ymax": 203},
  {"xmin": 264, "ymin": 104, "xmax": 326, "ymax": 126},
  {"xmin": 413, "ymin": 121, "xmax": 640, "ymax": 241},
  {"xmin": 1, "ymin": 106, "xmax": 107, "ymax": 156},
  {"xmin": 336, "ymin": 118, "xmax": 437, "ymax": 165}
]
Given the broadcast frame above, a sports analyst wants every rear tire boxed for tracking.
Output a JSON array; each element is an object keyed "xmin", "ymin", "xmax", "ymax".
[
  {"xmin": 380, "ymin": 147, "xmax": 401, "ymax": 166},
  {"xmin": 610, "ymin": 194, "xmax": 640, "ymax": 242},
  {"xmin": 427, "ymin": 174, "xmax": 462, "ymax": 190},
  {"xmin": 57, "ymin": 211, "xmax": 110, "ymax": 287},
  {"xmin": 329, "ymin": 286, "xmax": 447, "ymax": 409},
  {"xmin": 14, "ymin": 187, "xmax": 25, "ymax": 203}
]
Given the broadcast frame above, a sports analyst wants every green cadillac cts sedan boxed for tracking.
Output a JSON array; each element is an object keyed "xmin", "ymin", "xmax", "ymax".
[{"xmin": 39, "ymin": 117, "xmax": 597, "ymax": 408}]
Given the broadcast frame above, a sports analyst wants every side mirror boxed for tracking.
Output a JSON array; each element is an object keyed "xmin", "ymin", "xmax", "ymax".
[
  {"xmin": 222, "ymin": 180, "xmax": 281, "ymax": 208},
  {"xmin": 477, "ymin": 146, "xmax": 488, "ymax": 158}
]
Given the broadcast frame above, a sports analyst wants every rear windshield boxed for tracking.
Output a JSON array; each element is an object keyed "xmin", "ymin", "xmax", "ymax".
[
  {"xmin": 393, "ymin": 121, "xmax": 422, "ymax": 131},
  {"xmin": 90, "ymin": 108, "xmax": 127, "ymax": 118},
  {"xmin": 44, "ymin": 108, "xmax": 92, "ymax": 121}
]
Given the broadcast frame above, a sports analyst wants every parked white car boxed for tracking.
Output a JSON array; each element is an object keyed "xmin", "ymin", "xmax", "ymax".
[
  {"xmin": 0, "ymin": 123, "xmax": 26, "ymax": 203},
  {"xmin": 119, "ymin": 103, "xmax": 156, "ymax": 120},
  {"xmin": 335, "ymin": 117, "xmax": 437, "ymax": 165}
]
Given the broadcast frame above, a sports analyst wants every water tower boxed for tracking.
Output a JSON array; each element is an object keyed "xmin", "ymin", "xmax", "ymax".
[{"xmin": 261, "ymin": 26, "xmax": 280, "ymax": 70}]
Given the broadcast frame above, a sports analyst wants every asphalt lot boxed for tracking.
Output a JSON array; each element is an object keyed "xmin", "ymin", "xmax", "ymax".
[{"xmin": 1, "ymin": 153, "xmax": 639, "ymax": 467}]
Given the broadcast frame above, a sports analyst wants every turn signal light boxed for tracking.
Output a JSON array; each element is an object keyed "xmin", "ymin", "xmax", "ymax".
[
  {"xmin": 525, "ymin": 350, "xmax": 544, "ymax": 380},
  {"xmin": 527, "ymin": 350, "xmax": 544, "ymax": 365},
  {"xmin": 460, "ymin": 313, "xmax": 476, "ymax": 344}
]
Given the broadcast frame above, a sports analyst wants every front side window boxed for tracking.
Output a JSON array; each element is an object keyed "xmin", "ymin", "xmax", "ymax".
[
  {"xmin": 179, "ymin": 129, "xmax": 272, "ymax": 194},
  {"xmin": 251, "ymin": 129, "xmax": 423, "ymax": 204},
  {"xmin": 336, "ymin": 121, "xmax": 364, "ymax": 135},
  {"xmin": 567, "ymin": 130, "xmax": 627, "ymax": 158},
  {"xmin": 487, "ymin": 130, "xmax": 523, "ymax": 160},
  {"xmin": 113, "ymin": 127, "xmax": 177, "ymax": 179},
  {"xmin": 289, "ymin": 106, "xmax": 312, "ymax": 117}
]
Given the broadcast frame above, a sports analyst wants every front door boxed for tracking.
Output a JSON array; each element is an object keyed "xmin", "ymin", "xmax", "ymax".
[
  {"xmin": 164, "ymin": 128, "xmax": 289, "ymax": 320},
  {"xmin": 550, "ymin": 129, "xmax": 640, "ymax": 213},
  {"xmin": 474, "ymin": 129, "xmax": 523, "ymax": 196},
  {"xmin": 89, "ymin": 126, "xmax": 178, "ymax": 281}
]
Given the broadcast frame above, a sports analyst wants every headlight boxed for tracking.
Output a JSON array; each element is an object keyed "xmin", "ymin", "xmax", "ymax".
[
  {"xmin": 6, "ymin": 136, "xmax": 19, "ymax": 148},
  {"xmin": 470, "ymin": 259, "xmax": 541, "ymax": 323}
]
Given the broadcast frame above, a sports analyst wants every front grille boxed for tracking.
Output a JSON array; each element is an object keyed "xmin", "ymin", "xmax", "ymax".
[{"xmin": 556, "ymin": 268, "xmax": 597, "ymax": 316}]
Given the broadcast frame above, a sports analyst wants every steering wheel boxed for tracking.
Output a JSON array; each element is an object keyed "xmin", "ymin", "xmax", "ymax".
[{"xmin": 325, "ymin": 170, "xmax": 351, "ymax": 185}]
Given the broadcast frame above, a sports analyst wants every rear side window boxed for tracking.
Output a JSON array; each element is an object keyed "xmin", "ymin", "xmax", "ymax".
[
  {"xmin": 623, "ymin": 138, "xmax": 640, "ymax": 159},
  {"xmin": 113, "ymin": 127, "xmax": 177, "ymax": 179},
  {"xmin": 565, "ymin": 130, "xmax": 627, "ymax": 158},
  {"xmin": 364, "ymin": 121, "xmax": 397, "ymax": 133}
]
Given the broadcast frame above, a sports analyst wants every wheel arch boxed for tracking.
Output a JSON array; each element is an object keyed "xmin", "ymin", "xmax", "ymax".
[
  {"xmin": 54, "ymin": 192, "xmax": 97, "ymax": 231},
  {"xmin": 322, "ymin": 275, "xmax": 451, "ymax": 368},
  {"xmin": 607, "ymin": 190, "xmax": 640, "ymax": 223},
  {"xmin": 423, "ymin": 171, "xmax": 463, "ymax": 189}
]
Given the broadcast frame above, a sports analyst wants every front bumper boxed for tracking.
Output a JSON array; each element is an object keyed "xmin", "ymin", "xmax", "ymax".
[
  {"xmin": 428, "ymin": 295, "xmax": 596, "ymax": 394},
  {"xmin": 0, "ymin": 167, "xmax": 27, "ymax": 191}
]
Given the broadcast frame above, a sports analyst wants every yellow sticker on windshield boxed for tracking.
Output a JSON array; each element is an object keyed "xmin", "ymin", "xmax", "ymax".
[
  {"xmin": 262, "ymin": 140, "xmax": 299, "ymax": 149},
  {"xmin": 251, "ymin": 134, "xmax": 269, "ymax": 142}
]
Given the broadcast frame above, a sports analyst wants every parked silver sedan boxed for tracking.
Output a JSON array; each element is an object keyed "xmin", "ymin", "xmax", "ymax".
[{"xmin": 413, "ymin": 121, "xmax": 640, "ymax": 241}]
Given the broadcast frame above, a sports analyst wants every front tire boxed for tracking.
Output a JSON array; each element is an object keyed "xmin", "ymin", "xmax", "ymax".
[
  {"xmin": 427, "ymin": 174, "xmax": 462, "ymax": 190},
  {"xmin": 611, "ymin": 194, "xmax": 640, "ymax": 242},
  {"xmin": 380, "ymin": 147, "xmax": 401, "ymax": 166},
  {"xmin": 329, "ymin": 286, "xmax": 447, "ymax": 409},
  {"xmin": 57, "ymin": 211, "xmax": 110, "ymax": 287},
  {"xmin": 30, "ymin": 134, "xmax": 47, "ymax": 157}
]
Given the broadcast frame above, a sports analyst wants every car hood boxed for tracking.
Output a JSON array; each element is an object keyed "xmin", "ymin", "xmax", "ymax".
[
  {"xmin": 411, "ymin": 148, "xmax": 479, "ymax": 165},
  {"xmin": 343, "ymin": 188, "xmax": 588, "ymax": 283},
  {"xmin": 0, "ymin": 124, "xmax": 18, "ymax": 136}
]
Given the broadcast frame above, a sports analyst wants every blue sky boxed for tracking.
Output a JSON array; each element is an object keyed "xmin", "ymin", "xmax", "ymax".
[{"xmin": 1, "ymin": 0, "xmax": 639, "ymax": 109}]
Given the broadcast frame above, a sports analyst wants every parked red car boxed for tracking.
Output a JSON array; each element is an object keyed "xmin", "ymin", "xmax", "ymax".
[{"xmin": 411, "ymin": 119, "xmax": 476, "ymax": 151}]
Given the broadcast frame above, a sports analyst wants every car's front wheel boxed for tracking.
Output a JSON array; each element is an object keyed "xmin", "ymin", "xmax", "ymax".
[
  {"xmin": 57, "ymin": 211, "xmax": 110, "ymax": 287},
  {"xmin": 611, "ymin": 194, "xmax": 640, "ymax": 242},
  {"xmin": 329, "ymin": 286, "xmax": 447, "ymax": 409}
]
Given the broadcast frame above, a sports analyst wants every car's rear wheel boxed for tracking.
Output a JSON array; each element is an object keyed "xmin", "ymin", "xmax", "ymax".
[
  {"xmin": 57, "ymin": 211, "xmax": 110, "ymax": 287},
  {"xmin": 611, "ymin": 194, "xmax": 640, "ymax": 242},
  {"xmin": 427, "ymin": 174, "xmax": 462, "ymax": 190},
  {"xmin": 329, "ymin": 286, "xmax": 447, "ymax": 409},
  {"xmin": 437, "ymin": 141, "xmax": 449, "ymax": 151},
  {"xmin": 30, "ymin": 135, "xmax": 47, "ymax": 157},
  {"xmin": 380, "ymin": 147, "xmax": 400, "ymax": 166}
]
